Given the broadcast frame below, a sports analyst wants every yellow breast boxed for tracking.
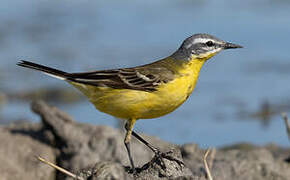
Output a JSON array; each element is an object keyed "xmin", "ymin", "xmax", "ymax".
[{"xmin": 70, "ymin": 59, "xmax": 205, "ymax": 120}]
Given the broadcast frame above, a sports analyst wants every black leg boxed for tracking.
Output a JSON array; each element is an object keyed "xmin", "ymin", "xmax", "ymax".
[
  {"xmin": 131, "ymin": 131, "xmax": 158, "ymax": 152},
  {"xmin": 124, "ymin": 120, "xmax": 137, "ymax": 174},
  {"xmin": 124, "ymin": 140, "xmax": 135, "ymax": 173},
  {"xmin": 130, "ymin": 129, "xmax": 185, "ymax": 169}
]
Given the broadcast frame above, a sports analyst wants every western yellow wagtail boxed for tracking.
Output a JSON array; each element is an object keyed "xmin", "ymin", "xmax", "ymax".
[{"xmin": 17, "ymin": 33, "xmax": 242, "ymax": 173}]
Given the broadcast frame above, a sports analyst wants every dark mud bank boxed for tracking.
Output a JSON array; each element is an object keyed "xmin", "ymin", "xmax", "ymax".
[{"xmin": 0, "ymin": 101, "xmax": 289, "ymax": 180}]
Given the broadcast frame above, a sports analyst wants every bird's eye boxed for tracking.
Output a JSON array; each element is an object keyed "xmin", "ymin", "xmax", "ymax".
[{"xmin": 206, "ymin": 41, "xmax": 214, "ymax": 47}]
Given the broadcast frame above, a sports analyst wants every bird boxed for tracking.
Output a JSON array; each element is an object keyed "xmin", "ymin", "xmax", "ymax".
[{"xmin": 17, "ymin": 33, "xmax": 242, "ymax": 173}]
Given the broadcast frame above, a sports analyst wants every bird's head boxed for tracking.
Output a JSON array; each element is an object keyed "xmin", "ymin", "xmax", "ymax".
[{"xmin": 171, "ymin": 33, "xmax": 243, "ymax": 61}]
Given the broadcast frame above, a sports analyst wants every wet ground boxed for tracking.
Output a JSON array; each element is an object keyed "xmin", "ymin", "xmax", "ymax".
[{"xmin": 1, "ymin": 0, "xmax": 290, "ymax": 147}]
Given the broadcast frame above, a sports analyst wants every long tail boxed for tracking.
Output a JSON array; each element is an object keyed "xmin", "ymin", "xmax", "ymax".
[{"xmin": 17, "ymin": 60, "xmax": 69, "ymax": 80}]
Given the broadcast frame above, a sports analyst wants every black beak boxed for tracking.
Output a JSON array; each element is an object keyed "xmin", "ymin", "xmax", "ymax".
[{"xmin": 224, "ymin": 42, "xmax": 243, "ymax": 49}]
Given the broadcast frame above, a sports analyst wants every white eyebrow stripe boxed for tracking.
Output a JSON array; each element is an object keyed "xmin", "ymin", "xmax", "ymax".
[
  {"xmin": 186, "ymin": 38, "xmax": 212, "ymax": 49},
  {"xmin": 193, "ymin": 38, "xmax": 212, "ymax": 44}
]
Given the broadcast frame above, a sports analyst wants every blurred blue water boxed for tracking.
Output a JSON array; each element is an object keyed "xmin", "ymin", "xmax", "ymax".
[{"xmin": 1, "ymin": 0, "xmax": 290, "ymax": 147}]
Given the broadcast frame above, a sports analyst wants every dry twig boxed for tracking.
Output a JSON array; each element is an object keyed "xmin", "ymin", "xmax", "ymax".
[
  {"xmin": 208, "ymin": 148, "xmax": 216, "ymax": 170},
  {"xmin": 203, "ymin": 148, "xmax": 213, "ymax": 180},
  {"xmin": 37, "ymin": 156, "xmax": 84, "ymax": 180},
  {"xmin": 282, "ymin": 113, "xmax": 290, "ymax": 140}
]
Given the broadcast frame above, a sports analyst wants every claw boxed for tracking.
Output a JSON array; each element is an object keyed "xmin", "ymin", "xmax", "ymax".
[
  {"xmin": 152, "ymin": 149, "xmax": 184, "ymax": 170},
  {"xmin": 160, "ymin": 152, "xmax": 185, "ymax": 167},
  {"xmin": 153, "ymin": 150, "xmax": 167, "ymax": 169},
  {"xmin": 125, "ymin": 166, "xmax": 139, "ymax": 177}
]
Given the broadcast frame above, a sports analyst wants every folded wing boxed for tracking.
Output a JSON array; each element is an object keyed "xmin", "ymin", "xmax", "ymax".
[
  {"xmin": 18, "ymin": 60, "xmax": 175, "ymax": 92},
  {"xmin": 69, "ymin": 66, "xmax": 173, "ymax": 92}
]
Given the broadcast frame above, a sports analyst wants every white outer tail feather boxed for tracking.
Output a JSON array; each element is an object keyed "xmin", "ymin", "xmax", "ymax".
[{"xmin": 43, "ymin": 72, "xmax": 66, "ymax": 80}]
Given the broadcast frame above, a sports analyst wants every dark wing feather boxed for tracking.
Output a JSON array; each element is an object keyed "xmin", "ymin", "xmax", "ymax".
[{"xmin": 66, "ymin": 61, "xmax": 175, "ymax": 92}]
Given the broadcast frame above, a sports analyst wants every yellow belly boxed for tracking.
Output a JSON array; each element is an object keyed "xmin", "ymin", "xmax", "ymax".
[
  {"xmin": 70, "ymin": 75, "xmax": 196, "ymax": 120},
  {"xmin": 70, "ymin": 59, "xmax": 204, "ymax": 120}
]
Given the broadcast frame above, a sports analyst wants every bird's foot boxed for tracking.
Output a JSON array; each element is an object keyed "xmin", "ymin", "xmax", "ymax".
[
  {"xmin": 125, "ymin": 166, "xmax": 137, "ymax": 174},
  {"xmin": 152, "ymin": 149, "xmax": 185, "ymax": 170}
]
